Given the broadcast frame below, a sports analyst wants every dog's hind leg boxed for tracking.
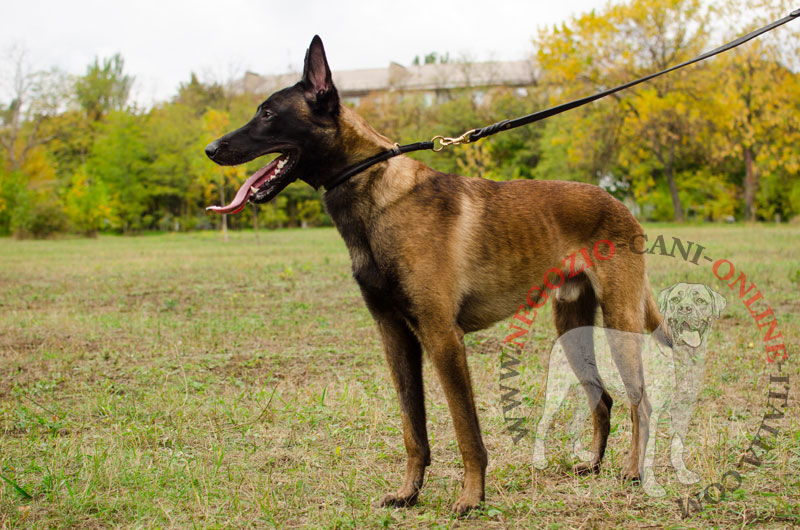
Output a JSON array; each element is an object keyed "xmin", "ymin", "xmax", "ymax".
[
  {"xmin": 553, "ymin": 274, "xmax": 611, "ymax": 475},
  {"xmin": 568, "ymin": 398, "xmax": 595, "ymax": 463},
  {"xmin": 533, "ymin": 340, "xmax": 577, "ymax": 469},
  {"xmin": 601, "ymin": 287, "xmax": 650, "ymax": 483},
  {"xmin": 372, "ymin": 312, "xmax": 430, "ymax": 508}
]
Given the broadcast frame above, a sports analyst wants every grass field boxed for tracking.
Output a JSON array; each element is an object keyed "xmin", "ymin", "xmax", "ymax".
[{"xmin": 1, "ymin": 225, "xmax": 798, "ymax": 529}]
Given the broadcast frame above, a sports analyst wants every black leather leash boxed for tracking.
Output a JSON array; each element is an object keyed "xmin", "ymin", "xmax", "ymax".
[
  {"xmin": 325, "ymin": 141, "xmax": 435, "ymax": 190},
  {"xmin": 324, "ymin": 8, "xmax": 800, "ymax": 192}
]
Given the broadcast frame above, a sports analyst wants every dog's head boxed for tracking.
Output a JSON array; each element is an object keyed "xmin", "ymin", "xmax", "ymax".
[
  {"xmin": 658, "ymin": 283, "xmax": 726, "ymax": 349},
  {"xmin": 205, "ymin": 36, "xmax": 348, "ymax": 213}
]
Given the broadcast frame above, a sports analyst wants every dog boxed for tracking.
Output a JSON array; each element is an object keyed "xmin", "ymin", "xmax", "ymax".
[
  {"xmin": 532, "ymin": 283, "xmax": 726, "ymax": 496},
  {"xmin": 205, "ymin": 36, "xmax": 664, "ymax": 513}
]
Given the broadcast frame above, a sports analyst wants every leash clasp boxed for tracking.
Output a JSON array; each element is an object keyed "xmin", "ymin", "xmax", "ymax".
[{"xmin": 431, "ymin": 129, "xmax": 478, "ymax": 152}]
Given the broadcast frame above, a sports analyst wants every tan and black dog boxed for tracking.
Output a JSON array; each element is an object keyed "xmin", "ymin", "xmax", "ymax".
[{"xmin": 205, "ymin": 36, "xmax": 664, "ymax": 514}]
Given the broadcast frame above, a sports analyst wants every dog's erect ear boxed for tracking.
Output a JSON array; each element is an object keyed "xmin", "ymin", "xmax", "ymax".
[
  {"xmin": 704, "ymin": 285, "xmax": 727, "ymax": 318},
  {"xmin": 301, "ymin": 35, "xmax": 339, "ymax": 113},
  {"xmin": 657, "ymin": 284, "xmax": 677, "ymax": 314}
]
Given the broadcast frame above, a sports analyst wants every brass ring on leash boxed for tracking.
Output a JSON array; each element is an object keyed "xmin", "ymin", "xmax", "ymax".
[
  {"xmin": 431, "ymin": 129, "xmax": 478, "ymax": 152},
  {"xmin": 431, "ymin": 136, "xmax": 446, "ymax": 152}
]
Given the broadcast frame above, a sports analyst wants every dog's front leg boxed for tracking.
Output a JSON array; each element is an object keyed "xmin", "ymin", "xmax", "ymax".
[
  {"xmin": 373, "ymin": 313, "xmax": 430, "ymax": 508},
  {"xmin": 668, "ymin": 391, "xmax": 700, "ymax": 484},
  {"xmin": 420, "ymin": 323, "xmax": 487, "ymax": 515}
]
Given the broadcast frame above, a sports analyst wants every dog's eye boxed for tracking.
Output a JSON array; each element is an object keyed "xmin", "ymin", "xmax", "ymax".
[
  {"xmin": 261, "ymin": 109, "xmax": 274, "ymax": 120},
  {"xmin": 671, "ymin": 297, "xmax": 681, "ymax": 305},
  {"xmin": 696, "ymin": 297, "xmax": 707, "ymax": 305}
]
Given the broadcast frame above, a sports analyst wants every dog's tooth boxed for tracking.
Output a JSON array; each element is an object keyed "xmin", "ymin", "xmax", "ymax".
[{"xmin": 251, "ymin": 186, "xmax": 259, "ymax": 194}]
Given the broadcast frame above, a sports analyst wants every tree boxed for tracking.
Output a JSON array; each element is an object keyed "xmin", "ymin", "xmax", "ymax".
[
  {"xmin": 0, "ymin": 47, "xmax": 68, "ymax": 236},
  {"xmin": 145, "ymin": 102, "xmax": 206, "ymax": 227},
  {"xmin": 74, "ymin": 54, "xmax": 133, "ymax": 122},
  {"xmin": 707, "ymin": 0, "xmax": 800, "ymax": 221},
  {"xmin": 412, "ymin": 52, "xmax": 451, "ymax": 66},
  {"xmin": 64, "ymin": 166, "xmax": 114, "ymax": 235},
  {"xmin": 258, "ymin": 195, "xmax": 289, "ymax": 229},
  {"xmin": 85, "ymin": 111, "xmax": 151, "ymax": 232},
  {"xmin": 201, "ymin": 109, "xmax": 246, "ymax": 241},
  {"xmin": 298, "ymin": 199, "xmax": 322, "ymax": 228},
  {"xmin": 175, "ymin": 73, "xmax": 227, "ymax": 115},
  {"xmin": 0, "ymin": 47, "xmax": 64, "ymax": 172},
  {"xmin": 535, "ymin": 0, "xmax": 712, "ymax": 222}
]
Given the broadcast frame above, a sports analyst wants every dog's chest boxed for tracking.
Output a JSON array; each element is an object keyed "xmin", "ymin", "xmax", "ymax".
[
  {"xmin": 337, "ymin": 226, "xmax": 410, "ymax": 315},
  {"xmin": 324, "ymin": 192, "xmax": 414, "ymax": 317}
]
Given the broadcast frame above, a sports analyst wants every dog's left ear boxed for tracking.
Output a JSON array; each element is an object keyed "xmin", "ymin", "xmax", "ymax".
[
  {"xmin": 301, "ymin": 35, "xmax": 339, "ymax": 114},
  {"xmin": 705, "ymin": 285, "xmax": 727, "ymax": 318},
  {"xmin": 657, "ymin": 285, "xmax": 676, "ymax": 314}
]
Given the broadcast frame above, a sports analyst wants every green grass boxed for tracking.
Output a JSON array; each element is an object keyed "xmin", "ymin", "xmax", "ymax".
[{"xmin": 1, "ymin": 225, "xmax": 798, "ymax": 529}]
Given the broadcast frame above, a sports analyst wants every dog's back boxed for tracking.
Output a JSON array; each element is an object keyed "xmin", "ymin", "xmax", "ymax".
[{"xmin": 357, "ymin": 167, "xmax": 656, "ymax": 334}]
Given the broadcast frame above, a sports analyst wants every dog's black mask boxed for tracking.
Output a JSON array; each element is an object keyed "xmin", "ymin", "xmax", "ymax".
[{"xmin": 205, "ymin": 35, "xmax": 340, "ymax": 214}]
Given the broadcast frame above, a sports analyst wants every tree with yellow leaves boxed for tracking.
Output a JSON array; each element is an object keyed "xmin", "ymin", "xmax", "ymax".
[
  {"xmin": 536, "ymin": 0, "xmax": 712, "ymax": 221},
  {"xmin": 534, "ymin": 0, "xmax": 798, "ymax": 221},
  {"xmin": 201, "ymin": 109, "xmax": 246, "ymax": 242},
  {"xmin": 707, "ymin": 1, "xmax": 800, "ymax": 221}
]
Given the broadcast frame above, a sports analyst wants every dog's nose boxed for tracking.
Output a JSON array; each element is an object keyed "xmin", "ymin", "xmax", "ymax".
[{"xmin": 205, "ymin": 142, "xmax": 219, "ymax": 159}]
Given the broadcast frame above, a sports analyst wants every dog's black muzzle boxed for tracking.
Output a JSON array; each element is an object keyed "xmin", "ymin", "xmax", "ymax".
[{"xmin": 205, "ymin": 141, "xmax": 219, "ymax": 160}]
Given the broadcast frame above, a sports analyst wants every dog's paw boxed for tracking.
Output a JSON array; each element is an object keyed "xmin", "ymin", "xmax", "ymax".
[
  {"xmin": 532, "ymin": 457, "xmax": 548, "ymax": 470},
  {"xmin": 676, "ymin": 468, "xmax": 700, "ymax": 485},
  {"xmin": 571, "ymin": 461, "xmax": 601, "ymax": 475},
  {"xmin": 452, "ymin": 491, "xmax": 483, "ymax": 516},
  {"xmin": 619, "ymin": 467, "xmax": 641, "ymax": 483},
  {"xmin": 643, "ymin": 479, "xmax": 666, "ymax": 497},
  {"xmin": 532, "ymin": 444, "xmax": 548, "ymax": 470},
  {"xmin": 378, "ymin": 490, "xmax": 418, "ymax": 508},
  {"xmin": 574, "ymin": 448, "xmax": 596, "ymax": 463},
  {"xmin": 642, "ymin": 468, "xmax": 666, "ymax": 497}
]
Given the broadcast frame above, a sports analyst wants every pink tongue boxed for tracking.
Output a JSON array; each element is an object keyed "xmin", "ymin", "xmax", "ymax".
[{"xmin": 206, "ymin": 158, "xmax": 280, "ymax": 214}]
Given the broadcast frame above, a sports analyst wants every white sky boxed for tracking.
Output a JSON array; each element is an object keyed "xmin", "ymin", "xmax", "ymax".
[{"xmin": 2, "ymin": 0, "xmax": 607, "ymax": 106}]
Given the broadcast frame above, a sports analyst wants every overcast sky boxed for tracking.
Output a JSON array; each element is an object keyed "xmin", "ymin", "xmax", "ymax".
[{"xmin": 3, "ymin": 0, "xmax": 607, "ymax": 105}]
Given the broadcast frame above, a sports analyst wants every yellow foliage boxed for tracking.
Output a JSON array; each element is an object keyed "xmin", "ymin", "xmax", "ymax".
[
  {"xmin": 203, "ymin": 109, "xmax": 231, "ymax": 142},
  {"xmin": 64, "ymin": 167, "xmax": 116, "ymax": 234},
  {"xmin": 20, "ymin": 146, "xmax": 57, "ymax": 191},
  {"xmin": 456, "ymin": 142, "xmax": 502, "ymax": 181}
]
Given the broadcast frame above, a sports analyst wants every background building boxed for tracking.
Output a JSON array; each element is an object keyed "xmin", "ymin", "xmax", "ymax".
[{"xmin": 235, "ymin": 60, "xmax": 538, "ymax": 105}]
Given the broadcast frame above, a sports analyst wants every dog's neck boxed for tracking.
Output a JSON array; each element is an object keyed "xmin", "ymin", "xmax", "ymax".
[
  {"xmin": 321, "ymin": 106, "xmax": 435, "ymax": 267},
  {"xmin": 337, "ymin": 106, "xmax": 396, "ymax": 163},
  {"xmin": 323, "ymin": 106, "xmax": 431, "ymax": 217}
]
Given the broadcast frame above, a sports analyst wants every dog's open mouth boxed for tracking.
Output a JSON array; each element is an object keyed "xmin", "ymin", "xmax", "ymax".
[
  {"xmin": 206, "ymin": 152, "xmax": 298, "ymax": 214},
  {"xmin": 676, "ymin": 320, "xmax": 707, "ymax": 348}
]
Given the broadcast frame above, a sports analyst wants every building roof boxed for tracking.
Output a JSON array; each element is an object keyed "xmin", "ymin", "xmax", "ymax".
[{"xmin": 237, "ymin": 60, "xmax": 537, "ymax": 97}]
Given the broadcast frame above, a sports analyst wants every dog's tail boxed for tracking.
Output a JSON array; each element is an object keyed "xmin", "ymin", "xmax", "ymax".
[
  {"xmin": 644, "ymin": 287, "xmax": 661, "ymax": 333},
  {"xmin": 644, "ymin": 279, "xmax": 672, "ymax": 347}
]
